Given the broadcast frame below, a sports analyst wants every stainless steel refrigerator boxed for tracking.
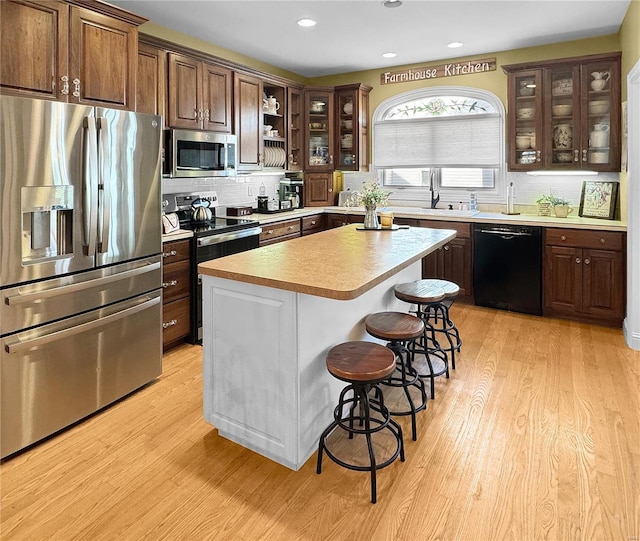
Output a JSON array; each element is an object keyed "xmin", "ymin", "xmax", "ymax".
[{"xmin": 0, "ymin": 95, "xmax": 163, "ymax": 458}]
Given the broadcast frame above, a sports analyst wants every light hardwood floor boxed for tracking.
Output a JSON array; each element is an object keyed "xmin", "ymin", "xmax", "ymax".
[{"xmin": 1, "ymin": 305, "xmax": 639, "ymax": 540}]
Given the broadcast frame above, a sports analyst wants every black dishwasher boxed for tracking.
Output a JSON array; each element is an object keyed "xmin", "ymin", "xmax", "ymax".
[{"xmin": 473, "ymin": 223, "xmax": 542, "ymax": 315}]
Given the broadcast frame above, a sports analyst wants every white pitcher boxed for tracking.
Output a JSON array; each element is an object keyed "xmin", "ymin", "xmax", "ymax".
[{"xmin": 590, "ymin": 124, "xmax": 610, "ymax": 148}]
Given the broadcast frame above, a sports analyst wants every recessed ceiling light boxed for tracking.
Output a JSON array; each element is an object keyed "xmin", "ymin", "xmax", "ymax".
[
  {"xmin": 382, "ymin": 0, "xmax": 403, "ymax": 7},
  {"xmin": 382, "ymin": 52, "xmax": 397, "ymax": 58},
  {"xmin": 447, "ymin": 41, "xmax": 464, "ymax": 48},
  {"xmin": 297, "ymin": 18, "xmax": 316, "ymax": 27}
]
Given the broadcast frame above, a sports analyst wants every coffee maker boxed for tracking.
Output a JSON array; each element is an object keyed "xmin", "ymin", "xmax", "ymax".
[{"xmin": 279, "ymin": 174, "xmax": 304, "ymax": 209}]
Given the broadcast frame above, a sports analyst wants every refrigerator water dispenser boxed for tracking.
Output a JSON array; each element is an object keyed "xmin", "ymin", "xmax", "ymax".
[{"xmin": 21, "ymin": 186, "xmax": 73, "ymax": 264}]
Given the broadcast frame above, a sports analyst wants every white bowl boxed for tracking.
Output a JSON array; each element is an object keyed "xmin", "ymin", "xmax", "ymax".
[
  {"xmin": 588, "ymin": 100, "xmax": 610, "ymax": 115},
  {"xmin": 591, "ymin": 150, "xmax": 610, "ymax": 163},
  {"xmin": 517, "ymin": 107, "xmax": 535, "ymax": 119},
  {"xmin": 552, "ymin": 104, "xmax": 573, "ymax": 116},
  {"xmin": 263, "ymin": 124, "xmax": 273, "ymax": 134},
  {"xmin": 515, "ymin": 136, "xmax": 531, "ymax": 150}
]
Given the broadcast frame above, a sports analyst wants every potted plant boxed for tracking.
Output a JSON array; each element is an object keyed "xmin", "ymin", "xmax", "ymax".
[
  {"xmin": 351, "ymin": 181, "xmax": 390, "ymax": 229},
  {"xmin": 536, "ymin": 194, "xmax": 573, "ymax": 218}
]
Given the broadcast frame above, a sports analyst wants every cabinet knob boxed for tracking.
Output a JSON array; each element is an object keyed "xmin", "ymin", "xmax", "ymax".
[
  {"xmin": 536, "ymin": 150, "xmax": 541, "ymax": 162},
  {"xmin": 329, "ymin": 154, "xmax": 333, "ymax": 165},
  {"xmin": 204, "ymin": 109, "xmax": 210, "ymax": 122},
  {"xmin": 288, "ymin": 225, "xmax": 295, "ymax": 230},
  {"xmin": 561, "ymin": 235, "xmax": 567, "ymax": 241},
  {"xmin": 582, "ymin": 149, "xmax": 588, "ymax": 162},
  {"xmin": 600, "ymin": 238, "xmax": 606, "ymax": 244},
  {"xmin": 444, "ymin": 245, "xmax": 450, "ymax": 251},
  {"xmin": 194, "ymin": 109, "xmax": 199, "ymax": 123},
  {"xmin": 162, "ymin": 319, "xmax": 177, "ymax": 329},
  {"xmin": 60, "ymin": 75, "xmax": 69, "ymax": 95},
  {"xmin": 584, "ymin": 258, "xmax": 591, "ymax": 265},
  {"xmin": 72, "ymin": 78, "xmax": 80, "ymax": 98},
  {"xmin": 575, "ymin": 257, "xmax": 582, "ymax": 264},
  {"xmin": 267, "ymin": 229, "xmax": 273, "ymax": 234},
  {"xmin": 162, "ymin": 280, "xmax": 178, "ymax": 288},
  {"xmin": 162, "ymin": 250, "xmax": 177, "ymax": 258},
  {"xmin": 573, "ymin": 150, "xmax": 579, "ymax": 162},
  {"xmin": 310, "ymin": 220, "xmax": 316, "ymax": 225}
]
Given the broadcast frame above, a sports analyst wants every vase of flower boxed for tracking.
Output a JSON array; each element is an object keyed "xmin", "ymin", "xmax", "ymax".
[
  {"xmin": 352, "ymin": 181, "xmax": 390, "ymax": 230},
  {"xmin": 363, "ymin": 205, "xmax": 379, "ymax": 229}
]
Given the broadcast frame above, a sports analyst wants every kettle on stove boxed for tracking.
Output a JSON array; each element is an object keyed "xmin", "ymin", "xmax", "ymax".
[{"xmin": 191, "ymin": 198, "xmax": 213, "ymax": 222}]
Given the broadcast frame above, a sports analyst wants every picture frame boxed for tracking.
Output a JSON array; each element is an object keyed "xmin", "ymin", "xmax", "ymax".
[{"xmin": 578, "ymin": 180, "xmax": 619, "ymax": 220}]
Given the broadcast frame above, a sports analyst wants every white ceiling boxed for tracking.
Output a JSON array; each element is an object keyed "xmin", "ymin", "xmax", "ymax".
[{"xmin": 111, "ymin": 0, "xmax": 631, "ymax": 78}]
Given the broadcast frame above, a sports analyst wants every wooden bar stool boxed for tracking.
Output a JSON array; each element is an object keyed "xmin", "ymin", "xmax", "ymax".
[
  {"xmin": 364, "ymin": 312, "xmax": 427, "ymax": 441},
  {"xmin": 393, "ymin": 281, "xmax": 451, "ymax": 399},
  {"xmin": 412, "ymin": 279, "xmax": 463, "ymax": 370},
  {"xmin": 317, "ymin": 341, "xmax": 405, "ymax": 504}
]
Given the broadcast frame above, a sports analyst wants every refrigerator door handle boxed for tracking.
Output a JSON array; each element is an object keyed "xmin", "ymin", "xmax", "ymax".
[
  {"xmin": 4, "ymin": 261, "xmax": 161, "ymax": 305},
  {"xmin": 97, "ymin": 117, "xmax": 111, "ymax": 253},
  {"xmin": 83, "ymin": 116, "xmax": 98, "ymax": 256},
  {"xmin": 4, "ymin": 296, "xmax": 160, "ymax": 354}
]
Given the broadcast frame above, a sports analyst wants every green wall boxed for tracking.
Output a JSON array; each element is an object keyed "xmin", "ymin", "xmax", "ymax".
[
  {"xmin": 139, "ymin": 22, "xmax": 306, "ymax": 84},
  {"xmin": 309, "ymin": 34, "xmax": 621, "ymax": 116}
]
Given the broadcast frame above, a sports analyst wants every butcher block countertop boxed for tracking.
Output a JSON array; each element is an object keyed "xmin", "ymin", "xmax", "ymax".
[{"xmin": 198, "ymin": 224, "xmax": 455, "ymax": 300}]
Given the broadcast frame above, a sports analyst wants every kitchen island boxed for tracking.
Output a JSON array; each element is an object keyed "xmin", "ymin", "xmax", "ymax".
[{"xmin": 198, "ymin": 224, "xmax": 456, "ymax": 470}]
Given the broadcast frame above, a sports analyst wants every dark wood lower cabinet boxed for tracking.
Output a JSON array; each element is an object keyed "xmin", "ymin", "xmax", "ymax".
[
  {"xmin": 162, "ymin": 239, "xmax": 191, "ymax": 351},
  {"xmin": 543, "ymin": 228, "xmax": 625, "ymax": 326},
  {"xmin": 418, "ymin": 220, "xmax": 473, "ymax": 300},
  {"xmin": 259, "ymin": 218, "xmax": 301, "ymax": 246}
]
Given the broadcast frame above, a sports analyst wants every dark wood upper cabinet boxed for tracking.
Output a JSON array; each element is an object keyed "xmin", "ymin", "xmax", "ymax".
[
  {"xmin": 287, "ymin": 86, "xmax": 303, "ymax": 171},
  {"xmin": 69, "ymin": 6, "xmax": 138, "ymax": 109},
  {"xmin": 1, "ymin": 0, "xmax": 144, "ymax": 110},
  {"xmin": 202, "ymin": 62, "xmax": 232, "ymax": 132},
  {"xmin": 167, "ymin": 52, "xmax": 232, "ymax": 131},
  {"xmin": 334, "ymin": 83, "xmax": 371, "ymax": 172},
  {"xmin": 136, "ymin": 42, "xmax": 166, "ymax": 119},
  {"xmin": 0, "ymin": 0, "xmax": 69, "ymax": 101},
  {"xmin": 504, "ymin": 52, "xmax": 621, "ymax": 172},
  {"xmin": 234, "ymin": 72, "xmax": 263, "ymax": 171}
]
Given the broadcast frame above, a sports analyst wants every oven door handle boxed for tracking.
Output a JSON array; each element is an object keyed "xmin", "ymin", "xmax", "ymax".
[{"xmin": 196, "ymin": 226, "xmax": 262, "ymax": 248}]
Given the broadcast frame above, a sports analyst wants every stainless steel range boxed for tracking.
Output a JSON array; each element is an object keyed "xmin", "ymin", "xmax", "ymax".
[{"xmin": 162, "ymin": 192, "xmax": 262, "ymax": 343}]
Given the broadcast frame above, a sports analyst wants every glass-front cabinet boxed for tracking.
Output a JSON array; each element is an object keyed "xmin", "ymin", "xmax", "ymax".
[
  {"xmin": 287, "ymin": 87, "xmax": 303, "ymax": 171},
  {"xmin": 304, "ymin": 88, "xmax": 334, "ymax": 172},
  {"xmin": 504, "ymin": 53, "xmax": 621, "ymax": 172},
  {"xmin": 507, "ymin": 69, "xmax": 543, "ymax": 171},
  {"xmin": 334, "ymin": 83, "xmax": 372, "ymax": 172}
]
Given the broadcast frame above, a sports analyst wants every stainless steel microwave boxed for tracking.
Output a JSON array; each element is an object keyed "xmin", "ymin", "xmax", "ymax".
[{"xmin": 163, "ymin": 129, "xmax": 237, "ymax": 178}]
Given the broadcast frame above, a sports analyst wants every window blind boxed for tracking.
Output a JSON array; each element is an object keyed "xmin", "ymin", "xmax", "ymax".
[{"xmin": 374, "ymin": 113, "xmax": 502, "ymax": 169}]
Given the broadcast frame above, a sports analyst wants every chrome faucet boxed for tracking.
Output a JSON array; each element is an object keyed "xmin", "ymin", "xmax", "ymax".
[{"xmin": 429, "ymin": 172, "xmax": 440, "ymax": 208}]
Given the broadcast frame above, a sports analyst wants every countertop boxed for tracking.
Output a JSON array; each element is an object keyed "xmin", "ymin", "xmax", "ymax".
[
  {"xmin": 198, "ymin": 224, "xmax": 455, "ymax": 300},
  {"xmin": 164, "ymin": 204, "xmax": 626, "ymax": 242},
  {"xmin": 161, "ymin": 229, "xmax": 193, "ymax": 242},
  {"xmin": 322, "ymin": 206, "xmax": 628, "ymax": 232}
]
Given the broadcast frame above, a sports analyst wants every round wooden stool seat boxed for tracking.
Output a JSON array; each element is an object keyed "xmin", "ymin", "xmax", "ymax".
[
  {"xmin": 326, "ymin": 341, "xmax": 396, "ymax": 383},
  {"xmin": 423, "ymin": 278, "xmax": 460, "ymax": 299},
  {"xmin": 318, "ymin": 341, "xmax": 405, "ymax": 503},
  {"xmin": 394, "ymin": 281, "xmax": 446, "ymax": 304},
  {"xmin": 364, "ymin": 312, "xmax": 424, "ymax": 342},
  {"xmin": 364, "ymin": 312, "xmax": 427, "ymax": 441}
]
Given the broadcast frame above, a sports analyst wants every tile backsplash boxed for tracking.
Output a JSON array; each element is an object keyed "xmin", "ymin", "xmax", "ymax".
[
  {"xmin": 506, "ymin": 171, "xmax": 620, "ymax": 206},
  {"xmin": 162, "ymin": 174, "xmax": 285, "ymax": 209}
]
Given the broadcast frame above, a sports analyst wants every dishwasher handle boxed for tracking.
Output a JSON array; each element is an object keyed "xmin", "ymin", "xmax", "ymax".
[{"xmin": 476, "ymin": 229, "xmax": 535, "ymax": 238}]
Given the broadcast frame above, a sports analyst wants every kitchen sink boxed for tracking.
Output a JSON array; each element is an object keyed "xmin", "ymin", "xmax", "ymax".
[{"xmin": 383, "ymin": 206, "xmax": 480, "ymax": 218}]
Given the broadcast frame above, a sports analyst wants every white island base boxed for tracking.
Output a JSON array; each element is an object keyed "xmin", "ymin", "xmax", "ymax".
[{"xmin": 202, "ymin": 262, "xmax": 421, "ymax": 470}]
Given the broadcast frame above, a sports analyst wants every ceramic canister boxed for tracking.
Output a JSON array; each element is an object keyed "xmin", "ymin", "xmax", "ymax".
[{"xmin": 553, "ymin": 124, "xmax": 573, "ymax": 149}]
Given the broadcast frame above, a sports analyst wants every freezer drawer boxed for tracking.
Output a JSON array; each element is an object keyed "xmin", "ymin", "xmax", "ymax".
[
  {"xmin": 1, "ymin": 291, "xmax": 162, "ymax": 458},
  {"xmin": 1, "ymin": 256, "xmax": 161, "ymax": 336}
]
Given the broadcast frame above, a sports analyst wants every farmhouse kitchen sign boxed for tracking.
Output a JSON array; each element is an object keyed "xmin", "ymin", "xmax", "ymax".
[{"xmin": 381, "ymin": 58, "xmax": 496, "ymax": 85}]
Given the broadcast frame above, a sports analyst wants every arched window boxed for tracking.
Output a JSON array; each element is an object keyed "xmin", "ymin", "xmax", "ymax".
[{"xmin": 372, "ymin": 86, "xmax": 505, "ymax": 203}]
